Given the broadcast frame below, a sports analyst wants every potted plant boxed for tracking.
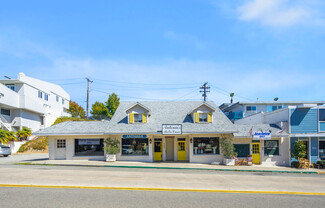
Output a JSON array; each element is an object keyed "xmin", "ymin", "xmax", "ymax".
[
  {"xmin": 291, "ymin": 141, "xmax": 306, "ymax": 168},
  {"xmin": 104, "ymin": 138, "xmax": 120, "ymax": 162},
  {"xmin": 220, "ymin": 137, "xmax": 237, "ymax": 166}
]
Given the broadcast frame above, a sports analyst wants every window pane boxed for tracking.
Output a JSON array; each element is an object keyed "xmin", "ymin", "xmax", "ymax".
[
  {"xmin": 234, "ymin": 144, "xmax": 250, "ymax": 157},
  {"xmin": 199, "ymin": 113, "xmax": 207, "ymax": 122},
  {"xmin": 1, "ymin": 108, "xmax": 10, "ymax": 116},
  {"xmin": 264, "ymin": 140, "xmax": 279, "ymax": 155},
  {"xmin": 75, "ymin": 139, "xmax": 104, "ymax": 156},
  {"xmin": 193, "ymin": 137, "xmax": 219, "ymax": 154},
  {"xmin": 122, "ymin": 138, "xmax": 148, "ymax": 155},
  {"xmin": 272, "ymin": 106, "xmax": 277, "ymax": 111},
  {"xmin": 319, "ymin": 109, "xmax": 325, "ymax": 121},
  {"xmin": 134, "ymin": 114, "xmax": 143, "ymax": 123},
  {"xmin": 320, "ymin": 141, "xmax": 325, "ymax": 160},
  {"xmin": 246, "ymin": 106, "xmax": 251, "ymax": 111},
  {"xmin": 252, "ymin": 106, "xmax": 256, "ymax": 111}
]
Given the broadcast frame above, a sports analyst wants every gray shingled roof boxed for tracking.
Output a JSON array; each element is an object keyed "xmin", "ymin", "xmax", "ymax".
[
  {"xmin": 234, "ymin": 124, "xmax": 289, "ymax": 138},
  {"xmin": 34, "ymin": 101, "xmax": 238, "ymax": 136}
]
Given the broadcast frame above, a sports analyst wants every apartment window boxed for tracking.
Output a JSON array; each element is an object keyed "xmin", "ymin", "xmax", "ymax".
[
  {"xmin": 38, "ymin": 91, "xmax": 43, "ymax": 99},
  {"xmin": 45, "ymin": 94, "xmax": 49, "ymax": 101},
  {"xmin": 193, "ymin": 137, "xmax": 219, "ymax": 155},
  {"xmin": 246, "ymin": 106, "xmax": 256, "ymax": 112},
  {"xmin": 62, "ymin": 98, "xmax": 65, "ymax": 104},
  {"xmin": 75, "ymin": 139, "xmax": 104, "ymax": 156},
  {"xmin": 319, "ymin": 109, "xmax": 325, "ymax": 121},
  {"xmin": 122, "ymin": 138, "xmax": 149, "ymax": 156},
  {"xmin": 57, "ymin": 140, "xmax": 66, "ymax": 148},
  {"xmin": 319, "ymin": 109, "xmax": 325, "ymax": 132},
  {"xmin": 0, "ymin": 108, "xmax": 10, "ymax": 116},
  {"xmin": 134, "ymin": 113, "xmax": 143, "ymax": 123},
  {"xmin": 56, "ymin": 95, "xmax": 59, "ymax": 102},
  {"xmin": 199, "ymin": 113, "xmax": 208, "ymax": 122},
  {"xmin": 264, "ymin": 140, "xmax": 279, "ymax": 156},
  {"xmin": 5, "ymin": 84, "xmax": 15, "ymax": 91}
]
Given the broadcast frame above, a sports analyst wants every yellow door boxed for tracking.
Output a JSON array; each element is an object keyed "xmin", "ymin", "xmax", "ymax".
[
  {"xmin": 177, "ymin": 141, "xmax": 186, "ymax": 161},
  {"xmin": 154, "ymin": 141, "xmax": 162, "ymax": 161},
  {"xmin": 252, "ymin": 143, "xmax": 260, "ymax": 164}
]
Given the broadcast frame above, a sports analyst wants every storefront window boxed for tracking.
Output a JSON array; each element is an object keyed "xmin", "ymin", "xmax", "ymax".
[
  {"xmin": 122, "ymin": 138, "xmax": 148, "ymax": 155},
  {"xmin": 75, "ymin": 139, "xmax": 104, "ymax": 156},
  {"xmin": 234, "ymin": 144, "xmax": 250, "ymax": 157},
  {"xmin": 264, "ymin": 140, "xmax": 279, "ymax": 156},
  {"xmin": 193, "ymin": 137, "xmax": 219, "ymax": 155}
]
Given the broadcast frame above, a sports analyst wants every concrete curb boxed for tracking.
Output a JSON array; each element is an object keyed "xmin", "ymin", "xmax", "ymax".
[{"xmin": 15, "ymin": 162, "xmax": 320, "ymax": 174}]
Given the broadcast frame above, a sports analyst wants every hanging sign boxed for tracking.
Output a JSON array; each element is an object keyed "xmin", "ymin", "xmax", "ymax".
[
  {"xmin": 162, "ymin": 124, "xmax": 182, "ymax": 135},
  {"xmin": 253, "ymin": 132, "xmax": 271, "ymax": 140},
  {"xmin": 122, "ymin": 135, "xmax": 147, "ymax": 139}
]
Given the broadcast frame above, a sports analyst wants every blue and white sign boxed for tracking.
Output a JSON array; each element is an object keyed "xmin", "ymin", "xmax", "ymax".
[
  {"xmin": 253, "ymin": 132, "xmax": 271, "ymax": 140},
  {"xmin": 122, "ymin": 135, "xmax": 147, "ymax": 139}
]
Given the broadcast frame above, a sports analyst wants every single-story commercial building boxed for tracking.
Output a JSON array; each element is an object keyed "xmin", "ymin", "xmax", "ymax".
[{"xmin": 34, "ymin": 101, "xmax": 290, "ymax": 166}]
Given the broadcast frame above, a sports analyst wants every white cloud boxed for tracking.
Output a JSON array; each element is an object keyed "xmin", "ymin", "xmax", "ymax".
[{"xmin": 237, "ymin": 0, "xmax": 312, "ymax": 26}]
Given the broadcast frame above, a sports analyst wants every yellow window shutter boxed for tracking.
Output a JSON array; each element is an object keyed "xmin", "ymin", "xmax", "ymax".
[
  {"xmin": 208, "ymin": 113, "xmax": 212, "ymax": 122},
  {"xmin": 142, "ymin": 113, "xmax": 147, "ymax": 123},
  {"xmin": 195, "ymin": 112, "xmax": 199, "ymax": 123},
  {"xmin": 129, "ymin": 113, "xmax": 134, "ymax": 124}
]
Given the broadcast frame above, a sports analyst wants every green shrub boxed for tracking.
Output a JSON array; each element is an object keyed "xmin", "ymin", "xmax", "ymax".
[
  {"xmin": 220, "ymin": 137, "xmax": 237, "ymax": 159},
  {"xmin": 17, "ymin": 137, "xmax": 49, "ymax": 152},
  {"xmin": 291, "ymin": 141, "xmax": 306, "ymax": 160},
  {"xmin": 104, "ymin": 138, "xmax": 120, "ymax": 155},
  {"xmin": 291, "ymin": 161, "xmax": 300, "ymax": 168}
]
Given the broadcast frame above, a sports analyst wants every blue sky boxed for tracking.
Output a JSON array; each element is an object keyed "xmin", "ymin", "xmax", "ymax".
[{"xmin": 0, "ymin": 0, "xmax": 325, "ymax": 109}]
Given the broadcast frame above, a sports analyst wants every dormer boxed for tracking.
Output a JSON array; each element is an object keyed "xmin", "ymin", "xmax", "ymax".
[
  {"xmin": 126, "ymin": 102, "xmax": 150, "ymax": 124},
  {"xmin": 190, "ymin": 102, "xmax": 216, "ymax": 123}
]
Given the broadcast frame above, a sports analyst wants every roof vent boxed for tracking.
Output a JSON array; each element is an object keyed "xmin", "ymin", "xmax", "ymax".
[{"xmin": 18, "ymin": 72, "xmax": 26, "ymax": 79}]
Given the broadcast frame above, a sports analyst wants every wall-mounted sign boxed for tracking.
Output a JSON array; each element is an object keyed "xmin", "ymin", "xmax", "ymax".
[
  {"xmin": 253, "ymin": 132, "xmax": 271, "ymax": 140},
  {"xmin": 162, "ymin": 124, "xmax": 182, "ymax": 135},
  {"xmin": 78, "ymin": 139, "xmax": 101, "ymax": 145},
  {"xmin": 122, "ymin": 135, "xmax": 147, "ymax": 139}
]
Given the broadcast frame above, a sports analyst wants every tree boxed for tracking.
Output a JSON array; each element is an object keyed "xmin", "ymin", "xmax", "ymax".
[
  {"xmin": 91, "ymin": 102, "xmax": 109, "ymax": 120},
  {"xmin": 52, "ymin": 117, "xmax": 90, "ymax": 126},
  {"xmin": 68, "ymin": 101, "xmax": 86, "ymax": 118},
  {"xmin": 230, "ymin": 93, "xmax": 234, "ymax": 104},
  {"xmin": 0, "ymin": 129, "xmax": 8, "ymax": 144},
  {"xmin": 220, "ymin": 137, "xmax": 237, "ymax": 159},
  {"xmin": 105, "ymin": 93, "xmax": 120, "ymax": 118},
  {"xmin": 5, "ymin": 131, "xmax": 17, "ymax": 143},
  {"xmin": 291, "ymin": 141, "xmax": 306, "ymax": 160},
  {"xmin": 17, "ymin": 127, "xmax": 32, "ymax": 141}
]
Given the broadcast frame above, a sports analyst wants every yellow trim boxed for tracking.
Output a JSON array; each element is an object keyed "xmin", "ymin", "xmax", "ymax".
[
  {"xmin": 207, "ymin": 113, "xmax": 212, "ymax": 122},
  {"xmin": 129, "ymin": 113, "xmax": 134, "ymax": 124},
  {"xmin": 142, "ymin": 113, "xmax": 147, "ymax": 123},
  {"xmin": 195, "ymin": 112, "xmax": 199, "ymax": 123},
  {"xmin": 0, "ymin": 184, "xmax": 324, "ymax": 196}
]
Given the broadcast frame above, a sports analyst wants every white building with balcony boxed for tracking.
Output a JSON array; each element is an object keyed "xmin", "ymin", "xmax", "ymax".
[{"xmin": 0, "ymin": 73, "xmax": 70, "ymax": 133}]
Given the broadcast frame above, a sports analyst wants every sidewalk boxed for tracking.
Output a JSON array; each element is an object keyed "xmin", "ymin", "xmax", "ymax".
[{"xmin": 25, "ymin": 159, "xmax": 325, "ymax": 174}]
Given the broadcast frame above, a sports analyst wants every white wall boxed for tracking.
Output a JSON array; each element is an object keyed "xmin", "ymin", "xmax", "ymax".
[{"xmin": 235, "ymin": 113, "xmax": 264, "ymax": 124}]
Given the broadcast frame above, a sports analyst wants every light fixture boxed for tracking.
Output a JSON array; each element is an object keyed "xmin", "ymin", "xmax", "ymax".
[
  {"xmin": 149, "ymin": 139, "xmax": 152, "ymax": 144},
  {"xmin": 190, "ymin": 138, "xmax": 193, "ymax": 143}
]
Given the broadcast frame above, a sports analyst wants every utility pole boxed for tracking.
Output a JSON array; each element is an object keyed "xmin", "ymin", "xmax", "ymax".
[
  {"xmin": 86, "ymin": 78, "xmax": 93, "ymax": 119},
  {"xmin": 200, "ymin": 82, "xmax": 210, "ymax": 102}
]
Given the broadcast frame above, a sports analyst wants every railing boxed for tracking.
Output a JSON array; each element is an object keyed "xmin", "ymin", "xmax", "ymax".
[{"xmin": 227, "ymin": 112, "xmax": 243, "ymax": 121}]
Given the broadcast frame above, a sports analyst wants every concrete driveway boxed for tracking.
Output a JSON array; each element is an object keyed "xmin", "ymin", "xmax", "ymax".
[{"xmin": 0, "ymin": 153, "xmax": 48, "ymax": 165}]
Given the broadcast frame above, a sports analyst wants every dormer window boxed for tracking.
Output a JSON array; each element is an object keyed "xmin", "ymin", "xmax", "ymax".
[
  {"xmin": 195, "ymin": 112, "xmax": 212, "ymax": 123},
  {"xmin": 129, "ymin": 113, "xmax": 147, "ymax": 124},
  {"xmin": 126, "ymin": 102, "xmax": 150, "ymax": 124}
]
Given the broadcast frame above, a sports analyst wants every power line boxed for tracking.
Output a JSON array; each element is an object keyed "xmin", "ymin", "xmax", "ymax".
[
  {"xmin": 93, "ymin": 78, "xmax": 202, "ymax": 86},
  {"xmin": 91, "ymin": 89, "xmax": 167, "ymax": 101},
  {"xmin": 200, "ymin": 82, "xmax": 210, "ymax": 102}
]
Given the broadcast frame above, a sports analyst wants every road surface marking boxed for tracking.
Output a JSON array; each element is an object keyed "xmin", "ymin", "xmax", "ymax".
[{"xmin": 0, "ymin": 184, "xmax": 324, "ymax": 196}]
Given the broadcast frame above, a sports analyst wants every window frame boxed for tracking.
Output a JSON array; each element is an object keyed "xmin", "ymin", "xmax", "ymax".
[
  {"xmin": 246, "ymin": 106, "xmax": 257, "ymax": 112},
  {"xmin": 133, "ymin": 113, "xmax": 143, "ymax": 123},
  {"xmin": 45, "ymin": 93, "xmax": 49, "ymax": 101},
  {"xmin": 0, "ymin": 108, "xmax": 10, "ymax": 116},
  {"xmin": 38, "ymin": 91, "xmax": 43, "ymax": 99},
  {"xmin": 56, "ymin": 95, "xmax": 59, "ymax": 102},
  {"xmin": 74, "ymin": 139, "xmax": 104, "ymax": 156},
  {"xmin": 319, "ymin": 109, "xmax": 325, "ymax": 132},
  {"xmin": 5, "ymin": 84, "xmax": 15, "ymax": 91},
  {"xmin": 57, "ymin": 139, "xmax": 66, "ymax": 148},
  {"xmin": 264, "ymin": 140, "xmax": 279, "ymax": 156}
]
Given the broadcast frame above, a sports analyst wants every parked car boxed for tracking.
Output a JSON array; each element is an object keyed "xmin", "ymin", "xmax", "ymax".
[{"xmin": 0, "ymin": 145, "xmax": 11, "ymax": 157}]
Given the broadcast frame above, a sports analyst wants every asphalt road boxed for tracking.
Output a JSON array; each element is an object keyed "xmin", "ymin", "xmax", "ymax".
[{"xmin": 1, "ymin": 187, "xmax": 324, "ymax": 208}]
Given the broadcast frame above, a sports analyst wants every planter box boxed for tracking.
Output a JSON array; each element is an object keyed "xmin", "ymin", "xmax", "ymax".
[
  {"xmin": 223, "ymin": 158, "xmax": 235, "ymax": 166},
  {"xmin": 105, "ymin": 154, "xmax": 116, "ymax": 162}
]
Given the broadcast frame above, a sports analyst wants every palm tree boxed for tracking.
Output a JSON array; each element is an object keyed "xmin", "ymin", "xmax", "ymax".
[
  {"xmin": 5, "ymin": 131, "xmax": 17, "ymax": 143},
  {"xmin": 0, "ymin": 129, "xmax": 8, "ymax": 144},
  {"xmin": 230, "ymin": 93, "xmax": 235, "ymax": 103},
  {"xmin": 17, "ymin": 127, "xmax": 32, "ymax": 141}
]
